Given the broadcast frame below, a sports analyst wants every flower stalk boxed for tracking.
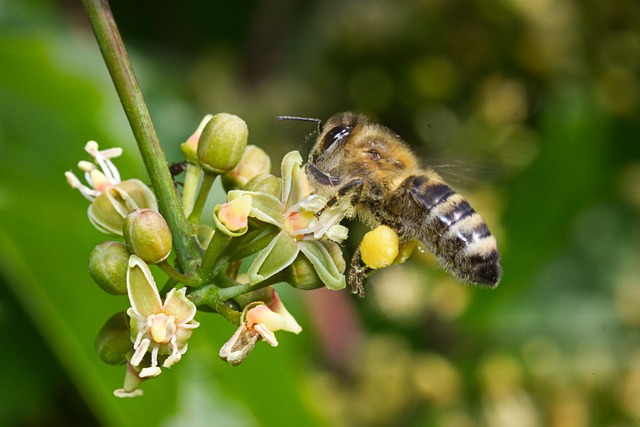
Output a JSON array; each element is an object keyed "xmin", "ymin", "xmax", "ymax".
[{"xmin": 81, "ymin": 0, "xmax": 201, "ymax": 274}]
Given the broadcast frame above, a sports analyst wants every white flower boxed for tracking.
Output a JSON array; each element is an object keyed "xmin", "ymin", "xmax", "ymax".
[
  {"xmin": 126, "ymin": 255, "xmax": 199, "ymax": 378},
  {"xmin": 226, "ymin": 151, "xmax": 348, "ymax": 290},
  {"xmin": 65, "ymin": 141, "xmax": 123, "ymax": 201},
  {"xmin": 65, "ymin": 141, "xmax": 157, "ymax": 235},
  {"xmin": 219, "ymin": 290, "xmax": 302, "ymax": 366}
]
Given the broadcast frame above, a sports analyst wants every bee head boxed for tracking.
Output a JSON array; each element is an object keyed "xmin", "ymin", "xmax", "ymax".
[{"xmin": 310, "ymin": 112, "xmax": 370, "ymax": 162}]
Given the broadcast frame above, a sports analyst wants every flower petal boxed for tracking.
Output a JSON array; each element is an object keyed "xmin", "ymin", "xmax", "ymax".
[
  {"xmin": 163, "ymin": 288, "xmax": 197, "ymax": 324},
  {"xmin": 280, "ymin": 151, "xmax": 304, "ymax": 210},
  {"xmin": 268, "ymin": 291, "xmax": 302, "ymax": 334},
  {"xmin": 117, "ymin": 179, "xmax": 158, "ymax": 212},
  {"xmin": 217, "ymin": 195, "xmax": 252, "ymax": 231},
  {"xmin": 253, "ymin": 323, "xmax": 279, "ymax": 346},
  {"xmin": 247, "ymin": 230, "xmax": 299, "ymax": 284},
  {"xmin": 228, "ymin": 190, "xmax": 283, "ymax": 227},
  {"xmin": 298, "ymin": 240, "xmax": 346, "ymax": 290},
  {"xmin": 245, "ymin": 304, "xmax": 286, "ymax": 331},
  {"xmin": 213, "ymin": 201, "xmax": 250, "ymax": 237},
  {"xmin": 127, "ymin": 255, "xmax": 163, "ymax": 317},
  {"xmin": 219, "ymin": 325, "xmax": 260, "ymax": 366},
  {"xmin": 88, "ymin": 193, "xmax": 126, "ymax": 235}
]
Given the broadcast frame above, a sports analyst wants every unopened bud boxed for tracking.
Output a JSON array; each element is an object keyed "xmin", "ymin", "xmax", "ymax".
[
  {"xmin": 197, "ymin": 113, "xmax": 248, "ymax": 175},
  {"xmin": 182, "ymin": 114, "xmax": 213, "ymax": 163},
  {"xmin": 287, "ymin": 241, "xmax": 345, "ymax": 290},
  {"xmin": 95, "ymin": 311, "xmax": 132, "ymax": 365},
  {"xmin": 123, "ymin": 209, "xmax": 173, "ymax": 264},
  {"xmin": 360, "ymin": 225, "xmax": 399, "ymax": 269},
  {"xmin": 222, "ymin": 145, "xmax": 271, "ymax": 191},
  {"xmin": 286, "ymin": 253, "xmax": 324, "ymax": 290},
  {"xmin": 89, "ymin": 241, "xmax": 130, "ymax": 295},
  {"xmin": 242, "ymin": 173, "xmax": 281, "ymax": 197}
]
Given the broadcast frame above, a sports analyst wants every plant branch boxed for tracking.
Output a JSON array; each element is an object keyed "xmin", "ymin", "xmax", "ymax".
[{"xmin": 81, "ymin": 0, "xmax": 201, "ymax": 273}]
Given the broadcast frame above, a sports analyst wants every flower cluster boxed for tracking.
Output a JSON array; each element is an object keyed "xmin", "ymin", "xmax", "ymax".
[{"xmin": 67, "ymin": 113, "xmax": 350, "ymax": 397}]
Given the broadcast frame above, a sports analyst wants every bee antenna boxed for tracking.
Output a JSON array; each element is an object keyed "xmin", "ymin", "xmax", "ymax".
[{"xmin": 276, "ymin": 115, "xmax": 322, "ymax": 132}]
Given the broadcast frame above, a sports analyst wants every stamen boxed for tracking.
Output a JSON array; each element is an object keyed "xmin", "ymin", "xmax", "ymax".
[
  {"xmin": 163, "ymin": 353, "xmax": 181, "ymax": 368},
  {"xmin": 83, "ymin": 141, "xmax": 122, "ymax": 184},
  {"xmin": 163, "ymin": 336, "xmax": 182, "ymax": 368},
  {"xmin": 100, "ymin": 147, "xmax": 124, "ymax": 159},
  {"xmin": 131, "ymin": 338, "xmax": 150, "ymax": 366},
  {"xmin": 78, "ymin": 161, "xmax": 96, "ymax": 172},
  {"xmin": 65, "ymin": 171, "xmax": 99, "ymax": 201},
  {"xmin": 254, "ymin": 324, "xmax": 279, "ymax": 347},
  {"xmin": 139, "ymin": 366, "xmax": 161, "ymax": 378},
  {"xmin": 114, "ymin": 388, "xmax": 144, "ymax": 398},
  {"xmin": 84, "ymin": 140, "xmax": 99, "ymax": 155},
  {"xmin": 150, "ymin": 344, "xmax": 159, "ymax": 368}
]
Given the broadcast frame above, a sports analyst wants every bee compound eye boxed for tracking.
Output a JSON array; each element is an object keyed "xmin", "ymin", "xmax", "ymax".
[{"xmin": 321, "ymin": 125, "xmax": 351, "ymax": 151}]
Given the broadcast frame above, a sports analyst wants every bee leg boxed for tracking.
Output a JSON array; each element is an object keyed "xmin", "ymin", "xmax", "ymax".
[
  {"xmin": 316, "ymin": 178, "xmax": 363, "ymax": 218},
  {"xmin": 348, "ymin": 247, "xmax": 370, "ymax": 298}
]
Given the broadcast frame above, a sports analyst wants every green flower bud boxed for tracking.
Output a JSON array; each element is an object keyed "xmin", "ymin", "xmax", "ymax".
[
  {"xmin": 286, "ymin": 253, "xmax": 324, "ymax": 290},
  {"xmin": 89, "ymin": 241, "xmax": 130, "ymax": 295},
  {"xmin": 242, "ymin": 173, "xmax": 281, "ymax": 197},
  {"xmin": 286, "ymin": 241, "xmax": 346, "ymax": 290},
  {"xmin": 222, "ymin": 145, "xmax": 271, "ymax": 191},
  {"xmin": 123, "ymin": 209, "xmax": 173, "ymax": 264},
  {"xmin": 197, "ymin": 113, "xmax": 248, "ymax": 175},
  {"xmin": 181, "ymin": 114, "xmax": 213, "ymax": 164},
  {"xmin": 95, "ymin": 311, "xmax": 132, "ymax": 365},
  {"xmin": 180, "ymin": 141, "xmax": 198, "ymax": 164},
  {"xmin": 88, "ymin": 179, "xmax": 158, "ymax": 235}
]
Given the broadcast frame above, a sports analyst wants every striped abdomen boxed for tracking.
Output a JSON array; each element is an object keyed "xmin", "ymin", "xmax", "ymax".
[{"xmin": 394, "ymin": 174, "xmax": 501, "ymax": 286}]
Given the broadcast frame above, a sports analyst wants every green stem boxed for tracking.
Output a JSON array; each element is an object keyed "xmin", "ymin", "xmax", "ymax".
[
  {"xmin": 159, "ymin": 277, "xmax": 178, "ymax": 297},
  {"xmin": 214, "ymin": 303, "xmax": 241, "ymax": 324},
  {"xmin": 81, "ymin": 0, "xmax": 201, "ymax": 273},
  {"xmin": 229, "ymin": 230, "xmax": 279, "ymax": 261},
  {"xmin": 188, "ymin": 271, "xmax": 285, "ymax": 307},
  {"xmin": 216, "ymin": 271, "xmax": 287, "ymax": 301},
  {"xmin": 188, "ymin": 173, "xmax": 217, "ymax": 225},
  {"xmin": 201, "ymin": 230, "xmax": 232, "ymax": 276},
  {"xmin": 188, "ymin": 284, "xmax": 239, "ymax": 324},
  {"xmin": 157, "ymin": 260, "xmax": 201, "ymax": 287}
]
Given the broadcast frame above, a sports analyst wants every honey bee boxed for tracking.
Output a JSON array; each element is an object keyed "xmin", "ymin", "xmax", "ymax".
[{"xmin": 281, "ymin": 112, "xmax": 502, "ymax": 296}]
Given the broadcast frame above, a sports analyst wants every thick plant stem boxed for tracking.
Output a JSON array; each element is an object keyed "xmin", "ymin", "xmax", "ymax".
[{"xmin": 81, "ymin": 0, "xmax": 201, "ymax": 273}]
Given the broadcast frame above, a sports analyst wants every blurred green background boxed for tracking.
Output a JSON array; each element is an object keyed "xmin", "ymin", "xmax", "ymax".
[{"xmin": 2, "ymin": 0, "xmax": 640, "ymax": 425}]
